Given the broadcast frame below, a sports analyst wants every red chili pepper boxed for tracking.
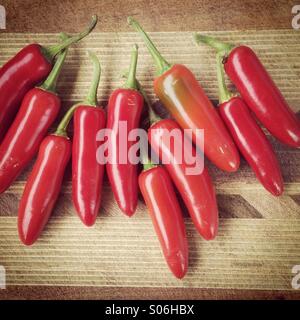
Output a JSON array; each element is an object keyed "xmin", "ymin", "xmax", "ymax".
[
  {"xmin": 195, "ymin": 34, "xmax": 300, "ymax": 148},
  {"xmin": 72, "ymin": 52, "xmax": 106, "ymax": 226},
  {"xmin": 139, "ymin": 162, "xmax": 188, "ymax": 279},
  {"xmin": 214, "ymin": 54, "xmax": 284, "ymax": 196},
  {"xmin": 136, "ymin": 82, "xmax": 218, "ymax": 239},
  {"xmin": 18, "ymin": 94, "xmax": 81, "ymax": 245},
  {"xmin": 0, "ymin": 35, "xmax": 69, "ymax": 194},
  {"xmin": 148, "ymin": 118, "xmax": 218, "ymax": 240},
  {"xmin": 128, "ymin": 17, "xmax": 240, "ymax": 172},
  {"xmin": 0, "ymin": 15, "xmax": 97, "ymax": 142},
  {"xmin": 106, "ymin": 45, "xmax": 144, "ymax": 216}
]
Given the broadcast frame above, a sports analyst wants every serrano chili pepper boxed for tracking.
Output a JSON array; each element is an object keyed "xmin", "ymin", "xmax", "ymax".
[
  {"xmin": 214, "ymin": 54, "xmax": 284, "ymax": 196},
  {"xmin": 194, "ymin": 34, "xmax": 300, "ymax": 148},
  {"xmin": 72, "ymin": 52, "xmax": 106, "ymax": 226},
  {"xmin": 18, "ymin": 97, "xmax": 80, "ymax": 245},
  {"xmin": 139, "ymin": 159, "xmax": 188, "ymax": 279},
  {"xmin": 0, "ymin": 15, "xmax": 97, "ymax": 141},
  {"xmin": 138, "ymin": 83, "xmax": 218, "ymax": 240},
  {"xmin": 0, "ymin": 35, "xmax": 69, "ymax": 194},
  {"xmin": 106, "ymin": 45, "xmax": 144, "ymax": 216},
  {"xmin": 128, "ymin": 17, "xmax": 240, "ymax": 172}
]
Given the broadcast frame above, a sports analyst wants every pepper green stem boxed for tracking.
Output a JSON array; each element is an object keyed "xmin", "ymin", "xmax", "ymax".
[
  {"xmin": 54, "ymin": 50, "xmax": 101, "ymax": 137},
  {"xmin": 121, "ymin": 70, "xmax": 161, "ymax": 124},
  {"xmin": 136, "ymin": 81, "xmax": 161, "ymax": 125},
  {"xmin": 140, "ymin": 148, "xmax": 156, "ymax": 171},
  {"xmin": 42, "ymin": 15, "xmax": 98, "ymax": 61},
  {"xmin": 54, "ymin": 103, "xmax": 80, "ymax": 137},
  {"xmin": 39, "ymin": 33, "xmax": 69, "ymax": 92},
  {"xmin": 142, "ymin": 154, "xmax": 157, "ymax": 171},
  {"xmin": 124, "ymin": 44, "xmax": 139, "ymax": 90},
  {"xmin": 216, "ymin": 53, "xmax": 233, "ymax": 104},
  {"xmin": 84, "ymin": 51, "xmax": 101, "ymax": 106},
  {"xmin": 193, "ymin": 34, "xmax": 235, "ymax": 55},
  {"xmin": 127, "ymin": 16, "xmax": 171, "ymax": 75}
]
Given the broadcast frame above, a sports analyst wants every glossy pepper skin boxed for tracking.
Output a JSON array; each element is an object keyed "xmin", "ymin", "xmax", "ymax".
[
  {"xmin": 149, "ymin": 119, "xmax": 218, "ymax": 240},
  {"xmin": 72, "ymin": 52, "xmax": 106, "ymax": 226},
  {"xmin": 18, "ymin": 135, "xmax": 71, "ymax": 245},
  {"xmin": 106, "ymin": 45, "xmax": 144, "ymax": 216},
  {"xmin": 73, "ymin": 107, "xmax": 106, "ymax": 226},
  {"xmin": 220, "ymin": 97, "xmax": 283, "ymax": 196},
  {"xmin": 194, "ymin": 35, "xmax": 300, "ymax": 148},
  {"xmin": 17, "ymin": 52, "xmax": 92, "ymax": 245},
  {"xmin": 0, "ymin": 44, "xmax": 52, "ymax": 141},
  {"xmin": 153, "ymin": 64, "xmax": 240, "ymax": 172},
  {"xmin": 106, "ymin": 89, "xmax": 143, "ymax": 216},
  {"xmin": 224, "ymin": 46, "xmax": 300, "ymax": 148},
  {"xmin": 212, "ymin": 53, "xmax": 284, "ymax": 196},
  {"xmin": 139, "ymin": 166, "xmax": 188, "ymax": 279},
  {"xmin": 0, "ymin": 15, "xmax": 97, "ymax": 142},
  {"xmin": 128, "ymin": 17, "xmax": 240, "ymax": 172},
  {"xmin": 0, "ymin": 43, "xmax": 68, "ymax": 194}
]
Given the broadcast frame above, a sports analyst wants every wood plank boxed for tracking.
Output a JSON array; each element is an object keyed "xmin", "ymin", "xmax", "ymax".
[
  {"xmin": 0, "ymin": 217, "xmax": 300, "ymax": 291},
  {"xmin": 0, "ymin": 24, "xmax": 300, "ymax": 298},
  {"xmin": 0, "ymin": 30, "xmax": 300, "ymax": 181},
  {"xmin": 1, "ymin": 184, "xmax": 300, "ymax": 219},
  {"xmin": 1, "ymin": 0, "xmax": 297, "ymax": 32},
  {"xmin": 1, "ymin": 286, "xmax": 300, "ymax": 300},
  {"xmin": 1, "ymin": 30, "xmax": 299, "ymax": 107}
]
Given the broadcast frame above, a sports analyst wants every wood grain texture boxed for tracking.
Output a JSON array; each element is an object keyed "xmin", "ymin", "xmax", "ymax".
[
  {"xmin": 0, "ymin": 0, "xmax": 298, "ymax": 32},
  {"xmin": 1, "ymin": 286, "xmax": 300, "ymax": 300},
  {"xmin": 0, "ymin": 217, "xmax": 300, "ymax": 291},
  {"xmin": 0, "ymin": 0, "xmax": 300, "ymax": 300}
]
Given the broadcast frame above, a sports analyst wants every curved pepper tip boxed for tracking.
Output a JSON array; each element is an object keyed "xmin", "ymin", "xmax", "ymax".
[
  {"xmin": 121, "ymin": 208, "xmax": 136, "ymax": 218},
  {"xmin": 80, "ymin": 215, "xmax": 97, "ymax": 227},
  {"xmin": 219, "ymin": 155, "xmax": 240, "ymax": 173},
  {"xmin": 267, "ymin": 181, "xmax": 284, "ymax": 197},
  {"xmin": 197, "ymin": 221, "xmax": 218, "ymax": 241},
  {"xmin": 116, "ymin": 197, "xmax": 138, "ymax": 217},
  {"xmin": 227, "ymin": 159, "xmax": 240, "ymax": 172},
  {"xmin": 18, "ymin": 228, "xmax": 38, "ymax": 246},
  {"xmin": 167, "ymin": 251, "xmax": 188, "ymax": 279}
]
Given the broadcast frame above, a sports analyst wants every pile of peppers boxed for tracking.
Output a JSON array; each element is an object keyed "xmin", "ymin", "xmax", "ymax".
[{"xmin": 0, "ymin": 15, "xmax": 298, "ymax": 279}]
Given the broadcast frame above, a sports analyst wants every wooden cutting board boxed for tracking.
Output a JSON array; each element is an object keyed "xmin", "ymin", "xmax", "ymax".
[{"xmin": 0, "ymin": 0, "xmax": 300, "ymax": 300}]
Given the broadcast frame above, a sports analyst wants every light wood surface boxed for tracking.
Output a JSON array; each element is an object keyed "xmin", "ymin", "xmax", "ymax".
[{"xmin": 0, "ymin": 0, "xmax": 300, "ymax": 300}]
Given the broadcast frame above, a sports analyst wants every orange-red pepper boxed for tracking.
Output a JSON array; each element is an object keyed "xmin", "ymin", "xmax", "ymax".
[{"xmin": 128, "ymin": 17, "xmax": 240, "ymax": 172}]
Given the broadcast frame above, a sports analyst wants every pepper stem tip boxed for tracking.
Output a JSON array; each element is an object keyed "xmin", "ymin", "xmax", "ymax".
[
  {"xmin": 43, "ymin": 15, "xmax": 98, "ymax": 61},
  {"xmin": 84, "ymin": 50, "xmax": 101, "ymax": 106},
  {"xmin": 39, "ymin": 33, "xmax": 69, "ymax": 92},
  {"xmin": 194, "ymin": 33, "xmax": 235, "ymax": 55},
  {"xmin": 124, "ymin": 44, "xmax": 139, "ymax": 90},
  {"xmin": 127, "ymin": 16, "xmax": 170, "ymax": 75}
]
